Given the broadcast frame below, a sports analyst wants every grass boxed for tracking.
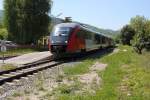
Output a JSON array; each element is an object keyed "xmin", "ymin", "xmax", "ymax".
[
  {"xmin": 43, "ymin": 81, "xmax": 83, "ymax": 100},
  {"xmin": 57, "ymin": 45, "xmax": 150, "ymax": 100},
  {"xmin": 12, "ymin": 92, "xmax": 23, "ymax": 97},
  {"xmin": 63, "ymin": 59, "xmax": 94, "ymax": 75},
  {"xmin": 0, "ymin": 48, "xmax": 38, "ymax": 57},
  {"xmin": 118, "ymin": 51, "xmax": 150, "ymax": 100},
  {"xmin": 0, "ymin": 64, "xmax": 16, "ymax": 71},
  {"xmin": 35, "ymin": 73, "xmax": 46, "ymax": 92},
  {"xmin": 6, "ymin": 45, "xmax": 149, "ymax": 100}
]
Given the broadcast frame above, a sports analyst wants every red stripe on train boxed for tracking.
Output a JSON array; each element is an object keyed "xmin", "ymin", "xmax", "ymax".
[
  {"xmin": 48, "ymin": 39, "xmax": 51, "ymax": 51},
  {"xmin": 67, "ymin": 26, "xmax": 85, "ymax": 52}
]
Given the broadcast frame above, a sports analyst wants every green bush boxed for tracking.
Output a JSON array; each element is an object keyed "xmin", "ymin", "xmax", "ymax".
[{"xmin": 0, "ymin": 28, "xmax": 8, "ymax": 39}]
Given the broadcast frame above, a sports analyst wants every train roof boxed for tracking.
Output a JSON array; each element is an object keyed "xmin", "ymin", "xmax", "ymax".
[
  {"xmin": 55, "ymin": 23, "xmax": 112, "ymax": 39},
  {"xmin": 55, "ymin": 23, "xmax": 80, "ymax": 28}
]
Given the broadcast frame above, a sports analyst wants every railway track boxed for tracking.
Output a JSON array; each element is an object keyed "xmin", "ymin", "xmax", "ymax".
[
  {"xmin": 0, "ymin": 59, "xmax": 63, "ymax": 85},
  {"xmin": 0, "ymin": 48, "xmax": 114, "ymax": 99},
  {"xmin": 0, "ymin": 47, "xmax": 114, "ymax": 86}
]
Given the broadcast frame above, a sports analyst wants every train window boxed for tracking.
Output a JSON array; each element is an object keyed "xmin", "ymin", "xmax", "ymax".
[
  {"xmin": 77, "ymin": 28, "xmax": 93, "ymax": 39},
  {"xmin": 83, "ymin": 30, "xmax": 92, "ymax": 39},
  {"xmin": 52, "ymin": 27, "xmax": 72, "ymax": 36},
  {"xmin": 94, "ymin": 34, "xmax": 100, "ymax": 44},
  {"xmin": 102, "ymin": 36, "xmax": 105, "ymax": 44},
  {"xmin": 99, "ymin": 35, "xmax": 103, "ymax": 44},
  {"xmin": 76, "ymin": 29, "xmax": 85, "ymax": 38}
]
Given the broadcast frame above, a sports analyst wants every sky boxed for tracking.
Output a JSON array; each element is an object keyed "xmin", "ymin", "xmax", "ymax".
[{"xmin": 0, "ymin": 0, "xmax": 150, "ymax": 30}]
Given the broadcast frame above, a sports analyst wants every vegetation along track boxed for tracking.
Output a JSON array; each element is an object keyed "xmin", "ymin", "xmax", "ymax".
[{"xmin": 0, "ymin": 59, "xmax": 63, "ymax": 85}]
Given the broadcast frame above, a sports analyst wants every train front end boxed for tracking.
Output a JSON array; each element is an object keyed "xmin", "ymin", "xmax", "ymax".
[{"xmin": 49, "ymin": 24, "xmax": 72, "ymax": 55}]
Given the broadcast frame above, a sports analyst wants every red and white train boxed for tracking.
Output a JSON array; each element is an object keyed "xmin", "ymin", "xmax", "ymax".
[{"xmin": 49, "ymin": 23, "xmax": 114, "ymax": 55}]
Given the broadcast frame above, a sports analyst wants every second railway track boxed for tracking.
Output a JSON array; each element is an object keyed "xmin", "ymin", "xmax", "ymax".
[{"xmin": 0, "ymin": 59, "xmax": 63, "ymax": 85}]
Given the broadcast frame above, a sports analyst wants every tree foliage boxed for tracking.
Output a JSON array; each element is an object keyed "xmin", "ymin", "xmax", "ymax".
[
  {"xmin": 144, "ymin": 20, "xmax": 150, "ymax": 49},
  {"xmin": 4, "ymin": 0, "xmax": 52, "ymax": 44},
  {"xmin": 130, "ymin": 16, "xmax": 150, "ymax": 53},
  {"xmin": 120, "ymin": 15, "xmax": 150, "ymax": 54},
  {"xmin": 120, "ymin": 25, "xmax": 135, "ymax": 45}
]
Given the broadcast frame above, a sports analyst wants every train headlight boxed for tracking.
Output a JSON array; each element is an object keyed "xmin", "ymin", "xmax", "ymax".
[{"xmin": 65, "ymin": 41, "xmax": 68, "ymax": 43}]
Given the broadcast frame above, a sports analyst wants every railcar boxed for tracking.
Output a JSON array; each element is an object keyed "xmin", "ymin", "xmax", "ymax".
[{"xmin": 49, "ymin": 23, "xmax": 114, "ymax": 55}]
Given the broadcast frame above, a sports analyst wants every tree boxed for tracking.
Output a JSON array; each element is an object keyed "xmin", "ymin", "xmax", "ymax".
[
  {"xmin": 130, "ymin": 15, "xmax": 146, "ymax": 32},
  {"xmin": 132, "ymin": 31, "xmax": 145, "ymax": 54},
  {"xmin": 114, "ymin": 33, "xmax": 121, "ymax": 44},
  {"xmin": 144, "ymin": 20, "xmax": 150, "ymax": 49},
  {"xmin": 129, "ymin": 16, "xmax": 149, "ymax": 53},
  {"xmin": 4, "ymin": 0, "xmax": 19, "ymax": 41},
  {"xmin": 120, "ymin": 25, "xmax": 135, "ymax": 45},
  {"xmin": 4, "ymin": 0, "xmax": 52, "ymax": 44}
]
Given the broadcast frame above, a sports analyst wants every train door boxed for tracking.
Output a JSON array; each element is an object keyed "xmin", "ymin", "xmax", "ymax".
[
  {"xmin": 84, "ymin": 31, "xmax": 95, "ymax": 51},
  {"xmin": 94, "ymin": 34, "xmax": 102, "ymax": 49}
]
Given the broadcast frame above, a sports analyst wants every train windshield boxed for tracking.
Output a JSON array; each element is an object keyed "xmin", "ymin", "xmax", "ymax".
[{"xmin": 52, "ymin": 27, "xmax": 72, "ymax": 36}]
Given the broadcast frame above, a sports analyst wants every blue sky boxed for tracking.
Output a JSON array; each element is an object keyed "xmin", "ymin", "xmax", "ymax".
[{"xmin": 1, "ymin": 0, "xmax": 150, "ymax": 30}]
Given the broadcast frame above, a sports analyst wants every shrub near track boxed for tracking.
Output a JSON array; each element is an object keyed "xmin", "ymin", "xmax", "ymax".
[{"xmin": 58, "ymin": 45, "xmax": 150, "ymax": 100}]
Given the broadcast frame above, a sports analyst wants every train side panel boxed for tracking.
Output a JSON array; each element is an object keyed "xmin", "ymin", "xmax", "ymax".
[
  {"xmin": 66, "ymin": 27, "xmax": 86, "ymax": 53},
  {"xmin": 77, "ymin": 28, "xmax": 103, "ymax": 51}
]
